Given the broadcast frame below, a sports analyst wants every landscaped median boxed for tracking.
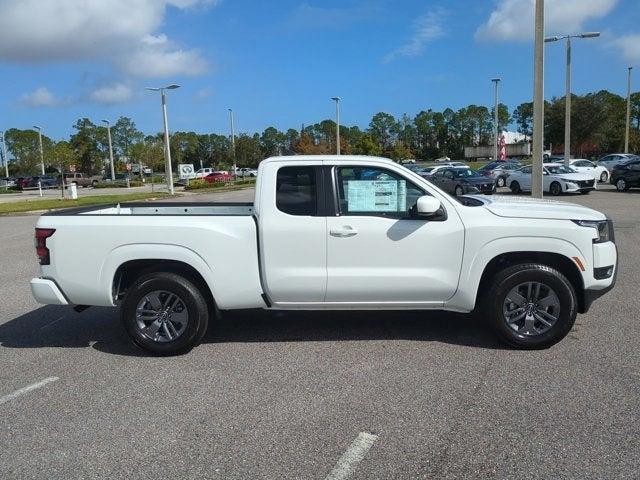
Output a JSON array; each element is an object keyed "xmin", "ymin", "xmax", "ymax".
[
  {"xmin": 0, "ymin": 192, "xmax": 173, "ymax": 215},
  {"xmin": 184, "ymin": 178, "xmax": 256, "ymax": 191}
]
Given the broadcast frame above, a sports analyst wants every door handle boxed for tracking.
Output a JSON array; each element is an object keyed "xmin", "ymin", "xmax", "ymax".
[{"xmin": 330, "ymin": 226, "xmax": 358, "ymax": 237}]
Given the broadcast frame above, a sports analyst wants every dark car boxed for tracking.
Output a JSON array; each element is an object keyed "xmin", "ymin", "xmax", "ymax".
[
  {"xmin": 610, "ymin": 159, "xmax": 640, "ymax": 191},
  {"xmin": 27, "ymin": 175, "xmax": 58, "ymax": 189},
  {"xmin": 428, "ymin": 167, "xmax": 496, "ymax": 196}
]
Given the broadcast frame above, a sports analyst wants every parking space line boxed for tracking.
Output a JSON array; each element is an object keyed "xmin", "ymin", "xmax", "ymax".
[
  {"xmin": 0, "ymin": 377, "xmax": 59, "ymax": 405},
  {"xmin": 325, "ymin": 432, "xmax": 378, "ymax": 480}
]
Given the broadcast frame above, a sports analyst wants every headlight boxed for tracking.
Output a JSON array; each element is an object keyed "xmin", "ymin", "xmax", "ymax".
[{"xmin": 572, "ymin": 219, "xmax": 614, "ymax": 243}]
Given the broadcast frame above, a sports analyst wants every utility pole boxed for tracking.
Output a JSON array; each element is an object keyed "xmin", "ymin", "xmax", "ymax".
[
  {"xmin": 228, "ymin": 108, "xmax": 236, "ymax": 177},
  {"xmin": 102, "ymin": 119, "xmax": 116, "ymax": 181},
  {"xmin": 531, "ymin": 0, "xmax": 545, "ymax": 199},
  {"xmin": 625, "ymin": 66, "xmax": 633, "ymax": 153},
  {"xmin": 491, "ymin": 79, "xmax": 501, "ymax": 161},
  {"xmin": 146, "ymin": 84, "xmax": 180, "ymax": 195},
  {"xmin": 0, "ymin": 131, "xmax": 8, "ymax": 178},
  {"xmin": 331, "ymin": 97, "xmax": 341, "ymax": 155},
  {"xmin": 33, "ymin": 125, "xmax": 45, "ymax": 174}
]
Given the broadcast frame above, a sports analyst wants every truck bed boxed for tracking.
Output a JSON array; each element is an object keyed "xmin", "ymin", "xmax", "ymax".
[{"xmin": 43, "ymin": 202, "xmax": 254, "ymax": 216}]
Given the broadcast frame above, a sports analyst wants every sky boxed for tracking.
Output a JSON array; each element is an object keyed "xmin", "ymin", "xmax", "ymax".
[{"xmin": 1, "ymin": 0, "xmax": 639, "ymax": 140}]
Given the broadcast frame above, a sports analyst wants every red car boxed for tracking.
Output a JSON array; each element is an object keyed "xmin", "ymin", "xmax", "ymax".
[{"xmin": 204, "ymin": 171, "xmax": 234, "ymax": 183}]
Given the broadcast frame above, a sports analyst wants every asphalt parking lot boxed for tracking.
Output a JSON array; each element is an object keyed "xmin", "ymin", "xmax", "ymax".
[{"xmin": 0, "ymin": 185, "xmax": 638, "ymax": 479}]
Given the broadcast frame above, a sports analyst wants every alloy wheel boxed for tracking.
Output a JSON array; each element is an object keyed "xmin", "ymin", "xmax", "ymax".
[
  {"xmin": 135, "ymin": 290, "xmax": 189, "ymax": 343},
  {"xmin": 616, "ymin": 178, "xmax": 627, "ymax": 191},
  {"xmin": 502, "ymin": 281, "xmax": 560, "ymax": 336}
]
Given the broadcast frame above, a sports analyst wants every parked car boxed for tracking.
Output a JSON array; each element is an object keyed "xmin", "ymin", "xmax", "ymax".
[
  {"xmin": 60, "ymin": 172, "xmax": 101, "ymax": 187},
  {"xmin": 507, "ymin": 164, "xmax": 596, "ymax": 195},
  {"xmin": 610, "ymin": 158, "xmax": 640, "ymax": 191},
  {"xmin": 597, "ymin": 153, "xmax": 639, "ymax": 172},
  {"xmin": 428, "ymin": 167, "xmax": 496, "ymax": 196},
  {"xmin": 27, "ymin": 175, "xmax": 58, "ymax": 189},
  {"xmin": 235, "ymin": 167, "xmax": 258, "ymax": 177},
  {"xmin": 204, "ymin": 171, "xmax": 234, "ymax": 183},
  {"xmin": 422, "ymin": 164, "xmax": 470, "ymax": 178},
  {"xmin": 1, "ymin": 177, "xmax": 16, "ymax": 188},
  {"xmin": 477, "ymin": 161, "xmax": 522, "ymax": 187},
  {"xmin": 194, "ymin": 168, "xmax": 216, "ymax": 179},
  {"xmin": 569, "ymin": 159, "xmax": 610, "ymax": 183},
  {"xmin": 30, "ymin": 155, "xmax": 617, "ymax": 355},
  {"xmin": 543, "ymin": 155, "xmax": 565, "ymax": 164},
  {"xmin": 434, "ymin": 156, "xmax": 451, "ymax": 162},
  {"xmin": 399, "ymin": 159, "xmax": 416, "ymax": 164}
]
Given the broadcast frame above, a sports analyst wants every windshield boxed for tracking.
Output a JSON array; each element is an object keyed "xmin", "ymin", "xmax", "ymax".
[
  {"xmin": 546, "ymin": 165, "xmax": 576, "ymax": 174},
  {"xmin": 453, "ymin": 169, "xmax": 479, "ymax": 178}
]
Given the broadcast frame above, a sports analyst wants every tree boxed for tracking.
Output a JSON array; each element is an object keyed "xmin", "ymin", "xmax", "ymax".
[
  {"xmin": 4, "ymin": 128, "xmax": 54, "ymax": 174},
  {"xmin": 69, "ymin": 118, "xmax": 102, "ymax": 174},
  {"xmin": 390, "ymin": 140, "xmax": 413, "ymax": 161},
  {"xmin": 51, "ymin": 141, "xmax": 78, "ymax": 173},
  {"xmin": 351, "ymin": 133, "xmax": 383, "ymax": 156},
  {"xmin": 260, "ymin": 127, "xmax": 286, "ymax": 157},
  {"xmin": 112, "ymin": 117, "xmax": 143, "ymax": 158},
  {"xmin": 513, "ymin": 102, "xmax": 534, "ymax": 136}
]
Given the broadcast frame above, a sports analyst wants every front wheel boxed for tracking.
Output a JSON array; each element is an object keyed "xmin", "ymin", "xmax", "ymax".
[
  {"xmin": 600, "ymin": 171, "xmax": 608, "ymax": 183},
  {"xmin": 510, "ymin": 181, "xmax": 521, "ymax": 194},
  {"xmin": 549, "ymin": 181, "xmax": 562, "ymax": 196},
  {"xmin": 483, "ymin": 263, "xmax": 577, "ymax": 349},
  {"xmin": 121, "ymin": 272, "xmax": 209, "ymax": 355},
  {"xmin": 496, "ymin": 176, "xmax": 506, "ymax": 188}
]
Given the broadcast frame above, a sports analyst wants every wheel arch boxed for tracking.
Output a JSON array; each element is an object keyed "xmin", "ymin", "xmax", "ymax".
[{"xmin": 476, "ymin": 251, "xmax": 586, "ymax": 313}]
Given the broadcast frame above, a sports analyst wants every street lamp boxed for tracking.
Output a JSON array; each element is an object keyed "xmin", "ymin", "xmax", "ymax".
[
  {"xmin": 331, "ymin": 97, "xmax": 341, "ymax": 155},
  {"xmin": 545, "ymin": 31, "xmax": 600, "ymax": 165},
  {"xmin": 146, "ymin": 84, "xmax": 180, "ymax": 195},
  {"xmin": 228, "ymin": 108, "xmax": 236, "ymax": 177},
  {"xmin": 102, "ymin": 119, "xmax": 116, "ymax": 181},
  {"xmin": 33, "ymin": 125, "xmax": 45, "ymax": 174},
  {"xmin": 0, "ymin": 131, "xmax": 8, "ymax": 178},
  {"xmin": 625, "ymin": 66, "xmax": 633, "ymax": 153},
  {"xmin": 491, "ymin": 79, "xmax": 501, "ymax": 161}
]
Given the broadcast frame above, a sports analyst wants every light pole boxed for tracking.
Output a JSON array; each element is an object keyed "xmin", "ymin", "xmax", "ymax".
[
  {"xmin": 228, "ymin": 108, "xmax": 236, "ymax": 177},
  {"xmin": 491, "ymin": 79, "xmax": 500, "ymax": 161},
  {"xmin": 0, "ymin": 131, "xmax": 8, "ymax": 178},
  {"xmin": 102, "ymin": 119, "xmax": 116, "ymax": 181},
  {"xmin": 146, "ymin": 84, "xmax": 180, "ymax": 195},
  {"xmin": 531, "ymin": 0, "xmax": 545, "ymax": 199},
  {"xmin": 545, "ymin": 31, "xmax": 600, "ymax": 165},
  {"xmin": 331, "ymin": 96, "xmax": 341, "ymax": 155},
  {"xmin": 33, "ymin": 125, "xmax": 45, "ymax": 174},
  {"xmin": 625, "ymin": 66, "xmax": 633, "ymax": 153}
]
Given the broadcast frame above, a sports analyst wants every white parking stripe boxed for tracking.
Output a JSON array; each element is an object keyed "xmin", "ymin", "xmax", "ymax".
[
  {"xmin": 0, "ymin": 377, "xmax": 59, "ymax": 405},
  {"xmin": 325, "ymin": 432, "xmax": 378, "ymax": 480}
]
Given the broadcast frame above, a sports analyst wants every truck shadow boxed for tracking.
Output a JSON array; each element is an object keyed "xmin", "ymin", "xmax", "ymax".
[{"xmin": 0, "ymin": 305, "xmax": 501, "ymax": 357}]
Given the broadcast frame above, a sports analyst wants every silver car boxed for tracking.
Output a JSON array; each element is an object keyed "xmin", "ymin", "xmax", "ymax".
[{"xmin": 597, "ymin": 153, "xmax": 639, "ymax": 172}]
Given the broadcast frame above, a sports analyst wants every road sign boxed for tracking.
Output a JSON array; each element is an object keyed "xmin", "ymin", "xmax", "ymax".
[{"xmin": 178, "ymin": 164, "xmax": 196, "ymax": 180}]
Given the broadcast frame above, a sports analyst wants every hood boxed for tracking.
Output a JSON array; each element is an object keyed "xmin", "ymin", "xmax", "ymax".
[
  {"xmin": 550, "ymin": 172, "xmax": 593, "ymax": 181},
  {"xmin": 466, "ymin": 194, "xmax": 606, "ymax": 221}
]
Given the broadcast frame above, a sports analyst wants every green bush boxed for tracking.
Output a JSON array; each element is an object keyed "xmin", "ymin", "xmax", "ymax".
[
  {"xmin": 94, "ymin": 180, "xmax": 144, "ymax": 188},
  {"xmin": 184, "ymin": 178, "xmax": 255, "ymax": 191}
]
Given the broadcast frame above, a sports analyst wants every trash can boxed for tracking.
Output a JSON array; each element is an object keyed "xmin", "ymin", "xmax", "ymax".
[{"xmin": 69, "ymin": 183, "xmax": 78, "ymax": 200}]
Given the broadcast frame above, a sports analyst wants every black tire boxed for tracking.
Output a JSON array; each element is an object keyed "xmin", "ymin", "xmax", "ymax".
[
  {"xmin": 615, "ymin": 178, "xmax": 628, "ymax": 192},
  {"xmin": 121, "ymin": 272, "xmax": 209, "ymax": 355},
  {"xmin": 580, "ymin": 190, "xmax": 590, "ymax": 195},
  {"xmin": 549, "ymin": 181, "xmax": 562, "ymax": 196},
  {"xmin": 599, "ymin": 171, "xmax": 608, "ymax": 183},
  {"xmin": 497, "ymin": 176, "xmax": 506, "ymax": 188},
  {"xmin": 510, "ymin": 181, "xmax": 521, "ymax": 194},
  {"xmin": 454, "ymin": 185, "xmax": 464, "ymax": 196},
  {"xmin": 483, "ymin": 263, "xmax": 577, "ymax": 349}
]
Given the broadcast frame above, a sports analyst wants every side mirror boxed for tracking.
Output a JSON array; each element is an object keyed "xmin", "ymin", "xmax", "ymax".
[{"xmin": 416, "ymin": 195, "xmax": 442, "ymax": 216}]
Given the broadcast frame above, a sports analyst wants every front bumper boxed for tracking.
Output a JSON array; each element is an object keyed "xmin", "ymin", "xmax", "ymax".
[
  {"xmin": 464, "ymin": 183, "xmax": 495, "ymax": 194},
  {"xmin": 580, "ymin": 242, "xmax": 618, "ymax": 313},
  {"xmin": 30, "ymin": 278, "xmax": 69, "ymax": 305}
]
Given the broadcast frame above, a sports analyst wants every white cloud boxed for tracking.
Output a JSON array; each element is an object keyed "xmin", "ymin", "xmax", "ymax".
[
  {"xmin": 476, "ymin": 0, "xmax": 618, "ymax": 41},
  {"xmin": 384, "ymin": 9, "xmax": 446, "ymax": 63},
  {"xmin": 612, "ymin": 34, "xmax": 640, "ymax": 63},
  {"xmin": 18, "ymin": 87, "xmax": 60, "ymax": 107},
  {"xmin": 90, "ymin": 83, "xmax": 133, "ymax": 104},
  {"xmin": 0, "ymin": 0, "xmax": 213, "ymax": 78},
  {"xmin": 195, "ymin": 87, "xmax": 214, "ymax": 99}
]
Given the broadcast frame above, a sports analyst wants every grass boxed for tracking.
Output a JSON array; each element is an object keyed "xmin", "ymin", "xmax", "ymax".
[
  {"xmin": 184, "ymin": 178, "xmax": 256, "ymax": 192},
  {"xmin": 0, "ymin": 192, "xmax": 172, "ymax": 215}
]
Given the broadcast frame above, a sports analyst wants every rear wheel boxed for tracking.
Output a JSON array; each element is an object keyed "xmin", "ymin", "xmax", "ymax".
[
  {"xmin": 616, "ymin": 178, "xmax": 628, "ymax": 191},
  {"xmin": 510, "ymin": 181, "xmax": 521, "ymax": 194},
  {"xmin": 121, "ymin": 272, "xmax": 209, "ymax": 355},
  {"xmin": 549, "ymin": 181, "xmax": 562, "ymax": 196},
  {"xmin": 483, "ymin": 263, "xmax": 577, "ymax": 349},
  {"xmin": 496, "ymin": 176, "xmax": 506, "ymax": 188},
  {"xmin": 455, "ymin": 185, "xmax": 464, "ymax": 196}
]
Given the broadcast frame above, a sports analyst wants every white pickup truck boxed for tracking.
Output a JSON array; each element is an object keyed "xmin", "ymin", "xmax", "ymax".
[{"xmin": 31, "ymin": 156, "xmax": 617, "ymax": 355}]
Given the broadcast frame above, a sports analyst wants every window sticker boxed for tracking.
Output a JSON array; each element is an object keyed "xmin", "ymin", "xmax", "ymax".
[{"xmin": 347, "ymin": 180, "xmax": 407, "ymax": 212}]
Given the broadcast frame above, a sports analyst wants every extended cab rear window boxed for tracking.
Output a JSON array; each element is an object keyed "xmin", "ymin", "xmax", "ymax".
[{"xmin": 276, "ymin": 166, "xmax": 317, "ymax": 216}]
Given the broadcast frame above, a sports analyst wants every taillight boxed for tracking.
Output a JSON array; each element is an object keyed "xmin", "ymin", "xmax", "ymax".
[{"xmin": 34, "ymin": 228, "xmax": 55, "ymax": 265}]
